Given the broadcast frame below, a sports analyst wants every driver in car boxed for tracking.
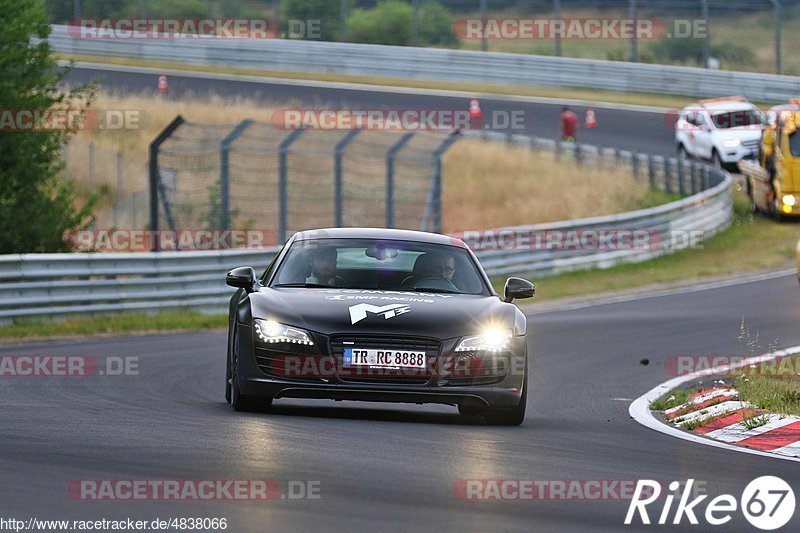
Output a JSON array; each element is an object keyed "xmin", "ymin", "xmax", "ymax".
[
  {"xmin": 433, "ymin": 254, "xmax": 456, "ymax": 283},
  {"xmin": 306, "ymin": 247, "xmax": 339, "ymax": 286}
]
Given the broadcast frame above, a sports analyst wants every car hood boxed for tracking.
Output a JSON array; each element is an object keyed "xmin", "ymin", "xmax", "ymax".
[{"xmin": 248, "ymin": 288, "xmax": 517, "ymax": 338}]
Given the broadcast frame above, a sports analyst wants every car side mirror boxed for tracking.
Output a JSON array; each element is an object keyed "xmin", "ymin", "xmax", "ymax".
[
  {"xmin": 504, "ymin": 277, "xmax": 535, "ymax": 303},
  {"xmin": 226, "ymin": 266, "xmax": 256, "ymax": 293}
]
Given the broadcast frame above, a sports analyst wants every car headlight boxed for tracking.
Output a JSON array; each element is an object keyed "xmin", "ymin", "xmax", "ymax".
[
  {"xmin": 254, "ymin": 319, "xmax": 313, "ymax": 345},
  {"xmin": 783, "ymin": 195, "xmax": 797, "ymax": 207},
  {"xmin": 723, "ymin": 138, "xmax": 741, "ymax": 148},
  {"xmin": 454, "ymin": 328, "xmax": 513, "ymax": 352}
]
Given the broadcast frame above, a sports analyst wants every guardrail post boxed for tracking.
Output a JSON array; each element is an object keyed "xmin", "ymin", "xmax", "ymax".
[
  {"xmin": 220, "ymin": 119, "xmax": 254, "ymax": 230},
  {"xmin": 677, "ymin": 159, "xmax": 686, "ymax": 196},
  {"xmin": 334, "ymin": 129, "xmax": 361, "ymax": 227},
  {"xmin": 647, "ymin": 154, "xmax": 655, "ymax": 188},
  {"xmin": 663, "ymin": 158, "xmax": 672, "ymax": 194},
  {"xmin": 632, "ymin": 152, "xmax": 639, "ymax": 179},
  {"xmin": 386, "ymin": 132, "xmax": 415, "ymax": 229},
  {"xmin": 423, "ymin": 131, "xmax": 461, "ymax": 233},
  {"xmin": 148, "ymin": 115, "xmax": 184, "ymax": 251},
  {"xmin": 702, "ymin": 166, "xmax": 710, "ymax": 191},
  {"xmin": 691, "ymin": 162, "xmax": 698, "ymax": 194},
  {"xmin": 279, "ymin": 128, "xmax": 306, "ymax": 243}
]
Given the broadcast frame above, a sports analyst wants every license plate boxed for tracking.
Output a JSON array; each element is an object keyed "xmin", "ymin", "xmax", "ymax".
[{"xmin": 343, "ymin": 348, "xmax": 426, "ymax": 369}]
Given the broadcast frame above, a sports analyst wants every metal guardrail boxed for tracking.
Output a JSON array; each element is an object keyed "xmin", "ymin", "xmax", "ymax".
[
  {"xmin": 0, "ymin": 129, "xmax": 731, "ymax": 321},
  {"xmin": 49, "ymin": 24, "xmax": 800, "ymax": 102}
]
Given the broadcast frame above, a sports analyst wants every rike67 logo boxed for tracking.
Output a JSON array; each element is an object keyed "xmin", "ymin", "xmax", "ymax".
[{"xmin": 625, "ymin": 477, "xmax": 795, "ymax": 530}]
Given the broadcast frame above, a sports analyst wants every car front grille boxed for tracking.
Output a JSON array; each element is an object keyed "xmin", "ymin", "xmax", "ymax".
[
  {"xmin": 329, "ymin": 335, "xmax": 441, "ymax": 385},
  {"xmin": 742, "ymin": 139, "xmax": 759, "ymax": 151}
]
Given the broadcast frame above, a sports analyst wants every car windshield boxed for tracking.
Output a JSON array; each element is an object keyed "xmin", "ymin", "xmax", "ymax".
[
  {"xmin": 711, "ymin": 110, "xmax": 761, "ymax": 129},
  {"xmin": 789, "ymin": 132, "xmax": 800, "ymax": 157},
  {"xmin": 270, "ymin": 238, "xmax": 489, "ymax": 295}
]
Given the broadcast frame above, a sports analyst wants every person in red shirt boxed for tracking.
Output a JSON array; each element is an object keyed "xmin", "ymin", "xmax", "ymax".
[{"xmin": 560, "ymin": 106, "xmax": 578, "ymax": 142}]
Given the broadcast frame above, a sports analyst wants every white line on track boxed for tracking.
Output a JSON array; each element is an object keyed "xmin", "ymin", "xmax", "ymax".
[
  {"xmin": 525, "ymin": 268, "xmax": 796, "ymax": 316},
  {"xmin": 629, "ymin": 345, "xmax": 800, "ymax": 463}
]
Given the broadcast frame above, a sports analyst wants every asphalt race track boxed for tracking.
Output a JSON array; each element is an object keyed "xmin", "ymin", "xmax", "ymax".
[
  {"xmin": 3, "ymin": 63, "xmax": 789, "ymax": 531},
  {"xmin": 2, "ymin": 274, "xmax": 799, "ymax": 531},
  {"xmin": 66, "ymin": 65, "xmax": 677, "ymax": 156}
]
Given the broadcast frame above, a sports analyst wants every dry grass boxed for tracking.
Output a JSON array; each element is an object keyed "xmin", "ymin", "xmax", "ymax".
[
  {"xmin": 65, "ymin": 93, "xmax": 654, "ymax": 232},
  {"xmin": 442, "ymin": 139, "xmax": 649, "ymax": 232}
]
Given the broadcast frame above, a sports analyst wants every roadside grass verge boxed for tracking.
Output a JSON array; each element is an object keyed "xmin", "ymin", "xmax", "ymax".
[
  {"xmin": 649, "ymin": 388, "xmax": 695, "ymax": 411},
  {"xmin": 494, "ymin": 194, "xmax": 800, "ymax": 301},
  {"xmin": 443, "ymin": 139, "xmax": 650, "ymax": 229},
  {"xmin": 0, "ymin": 312, "xmax": 226, "ymax": 343},
  {"xmin": 736, "ymin": 373, "xmax": 800, "ymax": 417},
  {"xmin": 57, "ymin": 53, "xmax": 699, "ymax": 110},
  {"xmin": 68, "ymin": 93, "xmax": 660, "ymax": 233}
]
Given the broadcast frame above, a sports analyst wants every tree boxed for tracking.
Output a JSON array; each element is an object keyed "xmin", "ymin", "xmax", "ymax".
[
  {"xmin": 349, "ymin": 0, "xmax": 412, "ymax": 46},
  {"xmin": 281, "ymin": 0, "xmax": 351, "ymax": 42},
  {"xmin": 0, "ymin": 0, "xmax": 96, "ymax": 253}
]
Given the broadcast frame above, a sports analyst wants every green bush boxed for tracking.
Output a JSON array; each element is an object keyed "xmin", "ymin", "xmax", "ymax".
[
  {"xmin": 349, "ymin": 0, "xmax": 457, "ymax": 47},
  {"xmin": 417, "ymin": 1, "xmax": 457, "ymax": 47},
  {"xmin": 649, "ymin": 37, "xmax": 705, "ymax": 65},
  {"xmin": 349, "ymin": 0, "xmax": 412, "ymax": 46},
  {"xmin": 281, "ymin": 0, "xmax": 349, "ymax": 41},
  {"xmin": 0, "ymin": 0, "xmax": 97, "ymax": 253},
  {"xmin": 711, "ymin": 42, "xmax": 756, "ymax": 68}
]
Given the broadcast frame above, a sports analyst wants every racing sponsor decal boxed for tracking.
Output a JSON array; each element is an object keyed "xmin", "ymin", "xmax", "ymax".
[
  {"xmin": 319, "ymin": 289, "xmax": 453, "ymax": 304},
  {"xmin": 348, "ymin": 303, "xmax": 411, "ymax": 325}
]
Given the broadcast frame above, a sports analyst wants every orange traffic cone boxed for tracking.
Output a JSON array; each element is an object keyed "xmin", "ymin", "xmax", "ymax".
[
  {"xmin": 157, "ymin": 75, "xmax": 169, "ymax": 95},
  {"xmin": 469, "ymin": 98, "xmax": 484, "ymax": 129},
  {"xmin": 585, "ymin": 108, "xmax": 598, "ymax": 128}
]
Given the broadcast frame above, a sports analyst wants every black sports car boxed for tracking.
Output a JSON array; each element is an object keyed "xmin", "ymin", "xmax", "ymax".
[{"xmin": 225, "ymin": 228, "xmax": 535, "ymax": 425}]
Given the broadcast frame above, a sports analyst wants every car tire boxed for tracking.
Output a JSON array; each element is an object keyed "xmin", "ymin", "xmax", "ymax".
[
  {"xmin": 484, "ymin": 367, "xmax": 527, "ymax": 426},
  {"xmin": 231, "ymin": 369, "xmax": 273, "ymax": 412},
  {"xmin": 747, "ymin": 183, "xmax": 759, "ymax": 214},
  {"xmin": 230, "ymin": 335, "xmax": 272, "ymax": 412},
  {"xmin": 773, "ymin": 198, "xmax": 785, "ymax": 222},
  {"xmin": 711, "ymin": 149, "xmax": 723, "ymax": 169},
  {"xmin": 225, "ymin": 324, "xmax": 233, "ymax": 403}
]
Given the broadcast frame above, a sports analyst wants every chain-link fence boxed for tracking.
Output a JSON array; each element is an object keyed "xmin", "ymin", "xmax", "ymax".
[{"xmin": 147, "ymin": 117, "xmax": 460, "ymax": 248}]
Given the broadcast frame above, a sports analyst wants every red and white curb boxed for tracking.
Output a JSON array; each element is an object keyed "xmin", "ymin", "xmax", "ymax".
[
  {"xmin": 665, "ymin": 386, "xmax": 800, "ymax": 457},
  {"xmin": 629, "ymin": 345, "xmax": 800, "ymax": 463}
]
